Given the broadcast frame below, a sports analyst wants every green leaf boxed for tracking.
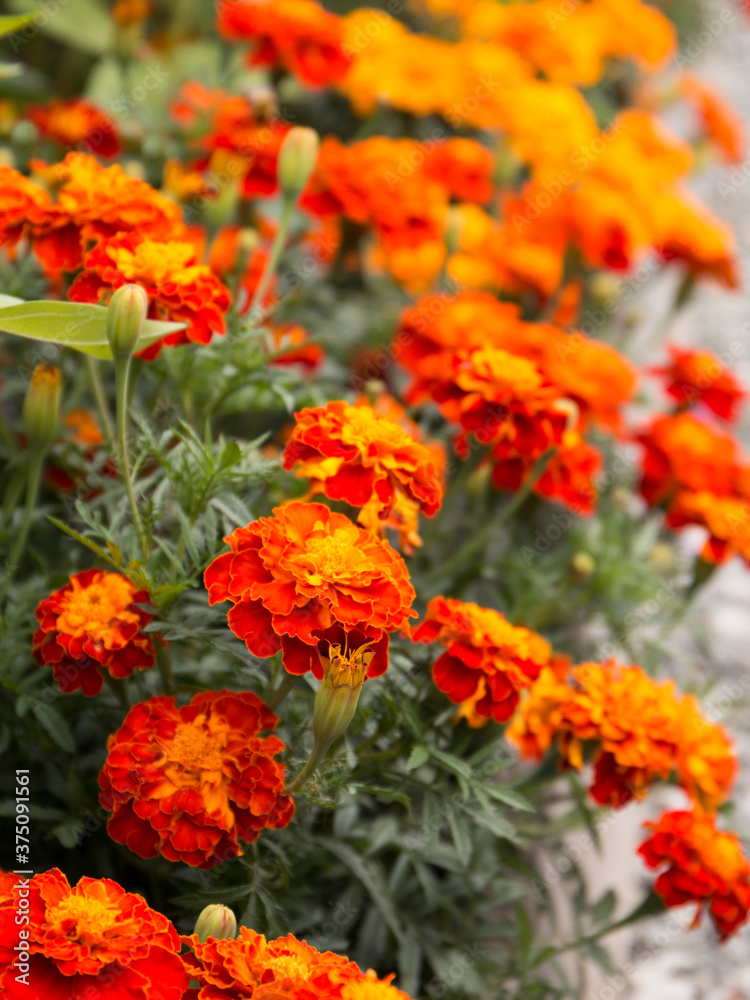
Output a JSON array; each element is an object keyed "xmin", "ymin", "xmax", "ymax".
[
  {"xmin": 428, "ymin": 747, "xmax": 472, "ymax": 780},
  {"xmin": 47, "ymin": 517, "xmax": 116, "ymax": 565},
  {"xmin": 447, "ymin": 810, "xmax": 472, "ymax": 866},
  {"xmin": 0, "ymin": 300, "xmax": 187, "ymax": 359},
  {"xmin": 480, "ymin": 784, "xmax": 536, "ymax": 812},
  {"xmin": 405, "ymin": 745, "xmax": 429, "ymax": 771},
  {"xmin": 471, "ymin": 809, "xmax": 521, "ymax": 843},
  {"xmin": 317, "ymin": 837, "xmax": 403, "ymax": 938},
  {"xmin": 30, "ymin": 701, "xmax": 75, "ymax": 753},
  {"xmin": 591, "ymin": 889, "xmax": 617, "ymax": 924},
  {"xmin": 5, "ymin": 0, "xmax": 114, "ymax": 54}
]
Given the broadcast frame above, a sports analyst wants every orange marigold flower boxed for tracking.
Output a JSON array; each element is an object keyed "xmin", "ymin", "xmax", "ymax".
[
  {"xmin": 681, "ymin": 74, "xmax": 745, "ymax": 165},
  {"xmin": 639, "ymin": 809, "xmax": 750, "ymax": 941},
  {"xmin": 422, "ymin": 138, "xmax": 495, "ymax": 205},
  {"xmin": 636, "ymin": 412, "xmax": 738, "ymax": 506},
  {"xmin": 68, "ymin": 231, "xmax": 231, "ymax": 353},
  {"xmin": 283, "ymin": 399, "xmax": 444, "ymax": 519},
  {"xmin": 63, "ymin": 408, "xmax": 105, "ymax": 447},
  {"xmin": 0, "ymin": 868, "xmax": 188, "ymax": 1000},
  {"xmin": 413, "ymin": 597, "xmax": 552, "ymax": 723},
  {"xmin": 32, "ymin": 568, "xmax": 155, "ymax": 697},
  {"xmin": 205, "ymin": 501, "xmax": 416, "ymax": 678},
  {"xmin": 0, "ymin": 163, "xmax": 52, "ymax": 255},
  {"xmin": 651, "ymin": 345, "xmax": 746, "ymax": 422},
  {"xmin": 667, "ymin": 490, "xmax": 750, "ymax": 565},
  {"xmin": 99, "ymin": 690, "xmax": 294, "ymax": 869},
  {"xmin": 507, "ymin": 662, "xmax": 736, "ymax": 809},
  {"xmin": 112, "ymin": 0, "xmax": 151, "ymax": 26},
  {"xmin": 269, "ymin": 323, "xmax": 324, "ymax": 372},
  {"xmin": 27, "ymin": 98, "xmax": 120, "ymax": 158},
  {"xmin": 217, "ymin": 0, "xmax": 351, "ymax": 87},
  {"xmin": 181, "ymin": 927, "xmax": 413, "ymax": 1000}
]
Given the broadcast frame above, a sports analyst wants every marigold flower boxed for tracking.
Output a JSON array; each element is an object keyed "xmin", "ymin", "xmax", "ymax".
[
  {"xmin": 268, "ymin": 323, "xmax": 324, "ymax": 372},
  {"xmin": 651, "ymin": 345, "xmax": 746, "ymax": 422},
  {"xmin": 0, "ymin": 868, "xmax": 188, "ymax": 1000},
  {"xmin": 217, "ymin": 0, "xmax": 351, "ymax": 86},
  {"xmin": 507, "ymin": 662, "xmax": 736, "ymax": 809},
  {"xmin": 636, "ymin": 413, "xmax": 738, "ymax": 506},
  {"xmin": 667, "ymin": 490, "xmax": 750, "ymax": 565},
  {"xmin": 205, "ymin": 501, "xmax": 416, "ymax": 678},
  {"xmin": 32, "ymin": 569, "xmax": 155, "ymax": 697},
  {"xmin": 181, "ymin": 927, "xmax": 412, "ymax": 999},
  {"xmin": 283, "ymin": 400, "xmax": 443, "ymax": 522},
  {"xmin": 414, "ymin": 597, "xmax": 552, "ymax": 723},
  {"xmin": 27, "ymin": 98, "xmax": 120, "ymax": 158},
  {"xmin": 99, "ymin": 690, "xmax": 294, "ymax": 868},
  {"xmin": 681, "ymin": 74, "xmax": 745, "ymax": 165},
  {"xmin": 638, "ymin": 809, "xmax": 750, "ymax": 941},
  {"xmin": 0, "ymin": 163, "xmax": 52, "ymax": 254},
  {"xmin": 68, "ymin": 231, "xmax": 231, "ymax": 353}
]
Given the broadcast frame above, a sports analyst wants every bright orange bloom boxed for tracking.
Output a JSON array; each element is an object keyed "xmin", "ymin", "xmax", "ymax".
[
  {"xmin": 508, "ymin": 662, "xmax": 736, "ymax": 809},
  {"xmin": 0, "ymin": 163, "xmax": 52, "ymax": 254},
  {"xmin": 99, "ymin": 690, "xmax": 293, "ymax": 869},
  {"xmin": 636, "ymin": 413, "xmax": 738, "ymax": 506},
  {"xmin": 667, "ymin": 490, "xmax": 750, "ymax": 565},
  {"xmin": 68, "ymin": 231, "xmax": 231, "ymax": 352},
  {"xmin": 283, "ymin": 399, "xmax": 443, "ymax": 519},
  {"xmin": 27, "ymin": 98, "xmax": 120, "ymax": 158},
  {"xmin": 182, "ymin": 927, "xmax": 413, "ymax": 1000},
  {"xmin": 27, "ymin": 153, "xmax": 185, "ymax": 276},
  {"xmin": 414, "ymin": 597, "xmax": 552, "ymax": 722},
  {"xmin": 639, "ymin": 809, "xmax": 750, "ymax": 941},
  {"xmin": 63, "ymin": 408, "xmax": 104, "ymax": 447},
  {"xmin": 681, "ymin": 74, "xmax": 745, "ymax": 165},
  {"xmin": 0, "ymin": 868, "xmax": 188, "ymax": 1000},
  {"xmin": 422, "ymin": 138, "xmax": 495, "ymax": 205},
  {"xmin": 269, "ymin": 323, "xmax": 324, "ymax": 372},
  {"xmin": 204, "ymin": 501, "xmax": 416, "ymax": 678},
  {"xmin": 32, "ymin": 569, "xmax": 155, "ymax": 697},
  {"xmin": 112, "ymin": 0, "xmax": 151, "ymax": 26},
  {"xmin": 651, "ymin": 345, "xmax": 746, "ymax": 422},
  {"xmin": 217, "ymin": 0, "xmax": 351, "ymax": 87}
]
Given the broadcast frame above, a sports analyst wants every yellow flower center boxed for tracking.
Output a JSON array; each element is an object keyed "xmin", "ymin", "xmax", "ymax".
[
  {"xmin": 56, "ymin": 574, "xmax": 139, "ymax": 642},
  {"xmin": 46, "ymin": 893, "xmax": 120, "ymax": 942},
  {"xmin": 164, "ymin": 719, "xmax": 227, "ymax": 774},
  {"xmin": 302, "ymin": 530, "xmax": 363, "ymax": 586},
  {"xmin": 109, "ymin": 239, "xmax": 196, "ymax": 285},
  {"xmin": 266, "ymin": 953, "xmax": 315, "ymax": 981}
]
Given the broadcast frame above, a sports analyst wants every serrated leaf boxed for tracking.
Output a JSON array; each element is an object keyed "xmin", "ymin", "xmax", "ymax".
[
  {"xmin": 428, "ymin": 747, "xmax": 472, "ymax": 780},
  {"xmin": 447, "ymin": 810, "xmax": 472, "ymax": 866},
  {"xmin": 0, "ymin": 300, "xmax": 186, "ymax": 359},
  {"xmin": 472, "ymin": 809, "xmax": 521, "ymax": 843},
  {"xmin": 481, "ymin": 784, "xmax": 536, "ymax": 812},
  {"xmin": 47, "ymin": 517, "xmax": 115, "ymax": 564},
  {"xmin": 405, "ymin": 745, "xmax": 429, "ymax": 771},
  {"xmin": 317, "ymin": 837, "xmax": 402, "ymax": 938}
]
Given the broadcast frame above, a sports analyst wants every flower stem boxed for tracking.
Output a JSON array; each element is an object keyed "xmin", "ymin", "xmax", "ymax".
[
  {"xmin": 266, "ymin": 672, "xmax": 298, "ymax": 711},
  {"xmin": 85, "ymin": 355, "xmax": 116, "ymax": 446},
  {"xmin": 114, "ymin": 354, "xmax": 148, "ymax": 560},
  {"xmin": 156, "ymin": 643, "xmax": 176, "ymax": 696},
  {"xmin": 246, "ymin": 196, "xmax": 295, "ymax": 327},
  {"xmin": 105, "ymin": 674, "xmax": 132, "ymax": 711},
  {"xmin": 287, "ymin": 733, "xmax": 333, "ymax": 795},
  {"xmin": 0, "ymin": 446, "xmax": 45, "ymax": 603}
]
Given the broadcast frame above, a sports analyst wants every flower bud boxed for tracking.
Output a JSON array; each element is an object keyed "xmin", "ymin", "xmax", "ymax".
[
  {"xmin": 312, "ymin": 642, "xmax": 374, "ymax": 746},
  {"xmin": 106, "ymin": 284, "xmax": 148, "ymax": 358},
  {"xmin": 570, "ymin": 551, "xmax": 595, "ymax": 581},
  {"xmin": 23, "ymin": 364, "xmax": 61, "ymax": 449},
  {"xmin": 444, "ymin": 207, "xmax": 464, "ymax": 256},
  {"xmin": 194, "ymin": 904, "xmax": 237, "ymax": 943},
  {"xmin": 278, "ymin": 127, "xmax": 319, "ymax": 201}
]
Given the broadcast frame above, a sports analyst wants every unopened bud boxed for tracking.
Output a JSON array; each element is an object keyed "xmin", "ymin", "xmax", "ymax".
[
  {"xmin": 194, "ymin": 904, "xmax": 237, "ymax": 943},
  {"xmin": 23, "ymin": 364, "xmax": 61, "ymax": 449},
  {"xmin": 312, "ymin": 642, "xmax": 374, "ymax": 745},
  {"xmin": 570, "ymin": 551, "xmax": 595, "ymax": 581},
  {"xmin": 444, "ymin": 207, "xmax": 464, "ymax": 256},
  {"xmin": 278, "ymin": 127, "xmax": 319, "ymax": 200},
  {"xmin": 106, "ymin": 284, "xmax": 148, "ymax": 357},
  {"xmin": 649, "ymin": 542, "xmax": 675, "ymax": 572}
]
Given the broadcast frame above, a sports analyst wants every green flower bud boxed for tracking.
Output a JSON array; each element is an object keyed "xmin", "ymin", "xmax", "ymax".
[
  {"xmin": 312, "ymin": 642, "xmax": 374, "ymax": 746},
  {"xmin": 278, "ymin": 127, "xmax": 319, "ymax": 201},
  {"xmin": 106, "ymin": 284, "xmax": 148, "ymax": 358},
  {"xmin": 23, "ymin": 364, "xmax": 61, "ymax": 449},
  {"xmin": 570, "ymin": 551, "xmax": 595, "ymax": 581},
  {"xmin": 194, "ymin": 904, "xmax": 237, "ymax": 943}
]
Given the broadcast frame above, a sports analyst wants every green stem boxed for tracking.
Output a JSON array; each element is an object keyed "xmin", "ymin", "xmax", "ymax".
[
  {"xmin": 287, "ymin": 733, "xmax": 333, "ymax": 795},
  {"xmin": 246, "ymin": 197, "xmax": 295, "ymax": 327},
  {"xmin": 156, "ymin": 643, "xmax": 176, "ymax": 696},
  {"xmin": 266, "ymin": 671, "xmax": 297, "ymax": 711},
  {"xmin": 105, "ymin": 674, "xmax": 132, "ymax": 711},
  {"xmin": 0, "ymin": 447, "xmax": 45, "ymax": 603},
  {"xmin": 114, "ymin": 355, "xmax": 148, "ymax": 560},
  {"xmin": 423, "ymin": 448, "xmax": 555, "ymax": 587},
  {"xmin": 85, "ymin": 355, "xmax": 116, "ymax": 446}
]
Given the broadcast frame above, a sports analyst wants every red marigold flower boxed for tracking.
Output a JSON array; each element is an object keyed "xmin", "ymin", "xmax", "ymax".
[
  {"xmin": 0, "ymin": 867, "xmax": 188, "ymax": 1000},
  {"xmin": 636, "ymin": 412, "xmax": 739, "ymax": 506},
  {"xmin": 651, "ymin": 344, "xmax": 746, "ymax": 422},
  {"xmin": 507, "ymin": 662, "xmax": 736, "ymax": 809},
  {"xmin": 414, "ymin": 597, "xmax": 552, "ymax": 723},
  {"xmin": 27, "ymin": 98, "xmax": 120, "ymax": 158},
  {"xmin": 422, "ymin": 137, "xmax": 495, "ymax": 205},
  {"xmin": 204, "ymin": 500, "xmax": 416, "ymax": 678},
  {"xmin": 283, "ymin": 399, "xmax": 444, "ymax": 520},
  {"xmin": 269, "ymin": 323, "xmax": 324, "ymax": 372},
  {"xmin": 217, "ymin": 0, "xmax": 352, "ymax": 87},
  {"xmin": 99, "ymin": 690, "xmax": 294, "ymax": 869},
  {"xmin": 639, "ymin": 809, "xmax": 750, "ymax": 941},
  {"xmin": 68, "ymin": 231, "xmax": 231, "ymax": 354},
  {"xmin": 667, "ymin": 489, "xmax": 750, "ymax": 565},
  {"xmin": 32, "ymin": 568, "xmax": 155, "ymax": 697},
  {"xmin": 181, "ymin": 926, "xmax": 413, "ymax": 999}
]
